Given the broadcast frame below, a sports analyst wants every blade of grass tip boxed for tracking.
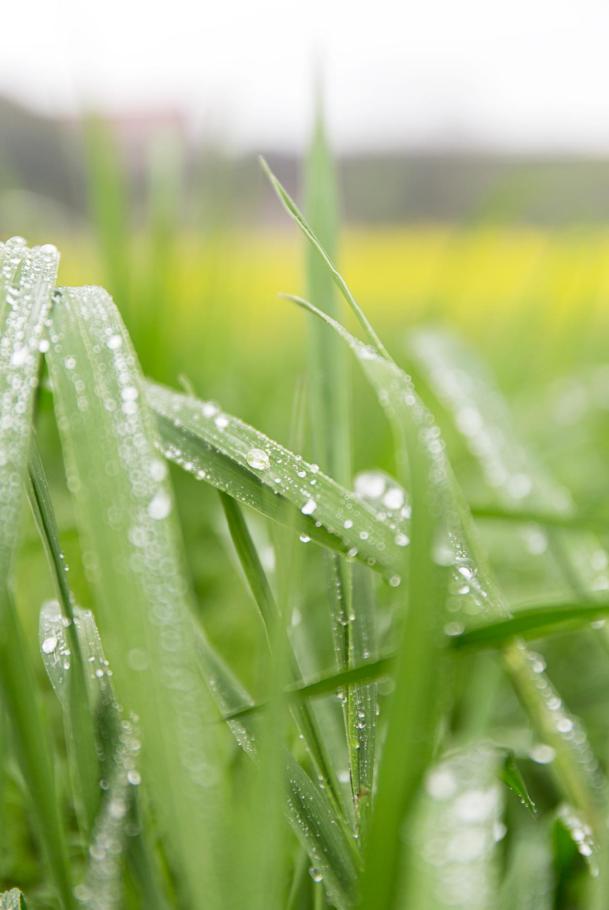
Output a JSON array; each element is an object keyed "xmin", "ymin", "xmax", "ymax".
[
  {"xmin": 279, "ymin": 300, "xmax": 451, "ymax": 907},
  {"xmin": 146, "ymin": 380, "xmax": 405, "ymax": 576},
  {"xmin": 259, "ymin": 156, "xmax": 389, "ymax": 360},
  {"xmin": 304, "ymin": 92, "xmax": 377, "ymax": 840},
  {"xmin": 0, "ymin": 237, "xmax": 74, "ymax": 909},
  {"xmin": 47, "ymin": 286, "xmax": 232, "ymax": 909},
  {"xmin": 0, "ymin": 890, "xmax": 27, "ymax": 910},
  {"xmin": 27, "ymin": 438, "xmax": 100, "ymax": 835}
]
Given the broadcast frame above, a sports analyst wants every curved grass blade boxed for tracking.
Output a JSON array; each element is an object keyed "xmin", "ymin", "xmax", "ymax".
[
  {"xmin": 147, "ymin": 380, "xmax": 404, "ymax": 575},
  {"xmin": 47, "ymin": 286, "xmax": 232, "ymax": 909},
  {"xmin": 259, "ymin": 157, "xmax": 388, "ymax": 359},
  {"xmin": 0, "ymin": 237, "xmax": 74, "ymax": 908}
]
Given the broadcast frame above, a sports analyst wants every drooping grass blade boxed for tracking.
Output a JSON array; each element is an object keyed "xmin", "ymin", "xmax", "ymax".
[
  {"xmin": 0, "ymin": 238, "xmax": 74, "ymax": 908},
  {"xmin": 147, "ymin": 380, "xmax": 404, "ymax": 575},
  {"xmin": 47, "ymin": 286, "xmax": 232, "ymax": 908}
]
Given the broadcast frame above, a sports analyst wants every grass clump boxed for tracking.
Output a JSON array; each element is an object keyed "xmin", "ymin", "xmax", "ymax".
[{"xmin": 3, "ymin": 115, "xmax": 609, "ymax": 910}]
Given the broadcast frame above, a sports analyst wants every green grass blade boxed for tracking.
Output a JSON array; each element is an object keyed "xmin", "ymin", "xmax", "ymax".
[
  {"xmin": 280, "ymin": 303, "xmax": 451, "ymax": 906},
  {"xmin": 39, "ymin": 602, "xmax": 141, "ymax": 910},
  {"xmin": 304, "ymin": 90, "xmax": 347, "ymax": 485},
  {"xmin": 219, "ymin": 491, "xmax": 276, "ymax": 631},
  {"xmin": 260, "ymin": 157, "xmax": 389, "ymax": 359},
  {"xmin": 0, "ymin": 237, "xmax": 74, "ymax": 908},
  {"xmin": 455, "ymin": 599, "xmax": 609, "ymax": 648},
  {"xmin": 46, "ymin": 285, "xmax": 232, "ymax": 908},
  {"xmin": 304, "ymin": 108, "xmax": 378, "ymax": 837},
  {"xmin": 27, "ymin": 439, "xmax": 100, "ymax": 833},
  {"xmin": 147, "ymin": 380, "xmax": 404, "ymax": 575}
]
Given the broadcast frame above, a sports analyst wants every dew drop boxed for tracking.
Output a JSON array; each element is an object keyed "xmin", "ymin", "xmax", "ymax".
[
  {"xmin": 246, "ymin": 448, "xmax": 270, "ymax": 471},
  {"xmin": 147, "ymin": 490, "xmax": 171, "ymax": 520},
  {"xmin": 42, "ymin": 635, "xmax": 58, "ymax": 655},
  {"xmin": 301, "ymin": 498, "xmax": 317, "ymax": 516}
]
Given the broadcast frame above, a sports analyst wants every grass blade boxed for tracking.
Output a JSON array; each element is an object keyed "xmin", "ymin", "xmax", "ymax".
[
  {"xmin": 0, "ymin": 237, "xmax": 74, "ymax": 908},
  {"xmin": 278, "ymin": 304, "xmax": 451, "ymax": 907},
  {"xmin": 39, "ymin": 603, "xmax": 142, "ymax": 910},
  {"xmin": 147, "ymin": 380, "xmax": 405, "ymax": 575},
  {"xmin": 260, "ymin": 157, "xmax": 388, "ymax": 359},
  {"xmin": 46, "ymin": 286, "xmax": 232, "ymax": 908},
  {"xmin": 27, "ymin": 439, "xmax": 100, "ymax": 834},
  {"xmin": 304, "ymin": 102, "xmax": 377, "ymax": 838}
]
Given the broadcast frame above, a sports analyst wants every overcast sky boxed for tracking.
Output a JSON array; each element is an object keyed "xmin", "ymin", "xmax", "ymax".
[{"xmin": 4, "ymin": 0, "xmax": 609, "ymax": 152}]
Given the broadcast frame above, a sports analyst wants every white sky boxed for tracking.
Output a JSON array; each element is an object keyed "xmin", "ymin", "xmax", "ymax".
[{"xmin": 4, "ymin": 0, "xmax": 609, "ymax": 152}]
